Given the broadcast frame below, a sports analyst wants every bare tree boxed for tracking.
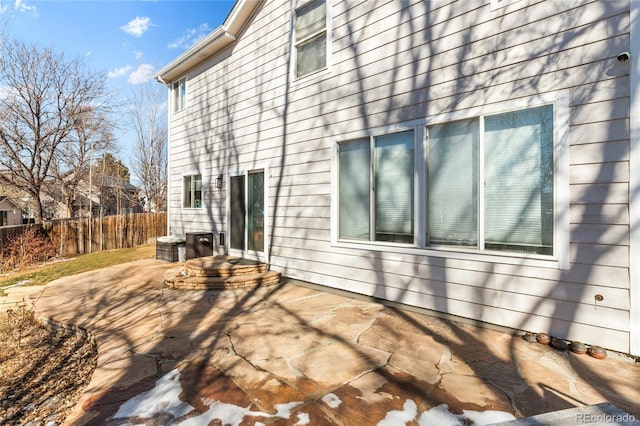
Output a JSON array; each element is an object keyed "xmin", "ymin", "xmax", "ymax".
[
  {"xmin": 128, "ymin": 82, "xmax": 167, "ymax": 212},
  {"xmin": 93, "ymin": 152, "xmax": 138, "ymax": 216},
  {"xmin": 0, "ymin": 40, "xmax": 111, "ymax": 223},
  {"xmin": 49, "ymin": 111, "xmax": 115, "ymax": 218}
]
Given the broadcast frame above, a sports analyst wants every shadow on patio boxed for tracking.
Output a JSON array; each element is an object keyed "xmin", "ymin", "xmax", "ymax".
[{"xmin": 23, "ymin": 258, "xmax": 640, "ymax": 425}]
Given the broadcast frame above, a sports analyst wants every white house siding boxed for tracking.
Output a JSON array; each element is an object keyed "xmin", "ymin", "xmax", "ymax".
[
  {"xmin": 0, "ymin": 199, "xmax": 23, "ymax": 226},
  {"xmin": 166, "ymin": 0, "xmax": 636, "ymax": 354}
]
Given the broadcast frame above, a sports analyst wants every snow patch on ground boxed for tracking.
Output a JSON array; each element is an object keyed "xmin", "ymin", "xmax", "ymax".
[
  {"xmin": 321, "ymin": 393, "xmax": 342, "ymax": 408},
  {"xmin": 112, "ymin": 369, "xmax": 193, "ymax": 420},
  {"xmin": 178, "ymin": 400, "xmax": 263, "ymax": 426},
  {"xmin": 112, "ymin": 370, "xmax": 516, "ymax": 426},
  {"xmin": 294, "ymin": 412, "xmax": 311, "ymax": 425},
  {"xmin": 417, "ymin": 403, "xmax": 516, "ymax": 426},
  {"xmin": 378, "ymin": 399, "xmax": 418, "ymax": 426},
  {"xmin": 112, "ymin": 368, "xmax": 304, "ymax": 425}
]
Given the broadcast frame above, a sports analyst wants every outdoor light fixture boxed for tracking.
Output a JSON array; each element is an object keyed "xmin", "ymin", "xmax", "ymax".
[{"xmin": 215, "ymin": 174, "xmax": 224, "ymax": 189}]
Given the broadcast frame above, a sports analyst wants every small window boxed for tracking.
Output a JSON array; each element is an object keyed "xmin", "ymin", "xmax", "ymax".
[
  {"xmin": 293, "ymin": 0, "xmax": 327, "ymax": 78},
  {"xmin": 172, "ymin": 77, "xmax": 186, "ymax": 113},
  {"xmin": 183, "ymin": 174, "xmax": 202, "ymax": 208},
  {"xmin": 0, "ymin": 211, "xmax": 7, "ymax": 226}
]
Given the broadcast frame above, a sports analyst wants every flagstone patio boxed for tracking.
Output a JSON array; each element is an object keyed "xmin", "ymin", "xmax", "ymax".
[{"xmin": 3, "ymin": 258, "xmax": 639, "ymax": 425}]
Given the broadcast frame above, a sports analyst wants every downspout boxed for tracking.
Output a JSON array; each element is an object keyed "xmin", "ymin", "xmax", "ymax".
[
  {"xmin": 156, "ymin": 74, "xmax": 172, "ymax": 236},
  {"xmin": 629, "ymin": 1, "xmax": 639, "ymax": 356}
]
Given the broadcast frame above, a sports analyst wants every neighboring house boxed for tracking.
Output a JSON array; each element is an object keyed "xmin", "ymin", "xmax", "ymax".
[
  {"xmin": 0, "ymin": 197, "xmax": 24, "ymax": 226},
  {"xmin": 155, "ymin": 0, "xmax": 640, "ymax": 356},
  {"xmin": 42, "ymin": 175, "xmax": 142, "ymax": 219}
]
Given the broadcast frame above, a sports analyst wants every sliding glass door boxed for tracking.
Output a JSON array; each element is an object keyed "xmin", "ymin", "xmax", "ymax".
[{"xmin": 229, "ymin": 170, "xmax": 265, "ymax": 254}]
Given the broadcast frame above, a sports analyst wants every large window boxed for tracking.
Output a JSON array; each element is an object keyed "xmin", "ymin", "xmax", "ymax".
[
  {"xmin": 335, "ymin": 102, "xmax": 562, "ymax": 261},
  {"xmin": 428, "ymin": 105, "xmax": 554, "ymax": 255},
  {"xmin": 183, "ymin": 174, "xmax": 202, "ymax": 209},
  {"xmin": 172, "ymin": 77, "xmax": 186, "ymax": 113},
  {"xmin": 338, "ymin": 130, "xmax": 414, "ymax": 243},
  {"xmin": 293, "ymin": 0, "xmax": 327, "ymax": 78}
]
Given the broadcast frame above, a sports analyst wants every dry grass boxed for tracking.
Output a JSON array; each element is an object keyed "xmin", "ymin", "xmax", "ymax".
[
  {"xmin": 0, "ymin": 307, "xmax": 97, "ymax": 424},
  {"xmin": 0, "ymin": 244, "xmax": 155, "ymax": 295},
  {"xmin": 0, "ymin": 244, "xmax": 156, "ymax": 422}
]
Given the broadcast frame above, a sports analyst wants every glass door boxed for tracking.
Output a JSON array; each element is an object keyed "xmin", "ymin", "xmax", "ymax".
[
  {"xmin": 229, "ymin": 170, "xmax": 265, "ymax": 254},
  {"xmin": 230, "ymin": 175, "xmax": 245, "ymax": 251},
  {"xmin": 247, "ymin": 171, "xmax": 265, "ymax": 252}
]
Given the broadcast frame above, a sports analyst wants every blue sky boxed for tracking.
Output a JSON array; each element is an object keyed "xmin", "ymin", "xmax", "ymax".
[
  {"xmin": 1, "ymin": 0, "xmax": 235, "ymax": 172},
  {"xmin": 2, "ymin": 0, "xmax": 235, "ymax": 85}
]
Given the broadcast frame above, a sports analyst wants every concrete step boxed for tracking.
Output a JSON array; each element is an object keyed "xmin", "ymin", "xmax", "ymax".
[
  {"xmin": 165, "ymin": 270, "xmax": 281, "ymax": 290},
  {"xmin": 184, "ymin": 255, "xmax": 268, "ymax": 277}
]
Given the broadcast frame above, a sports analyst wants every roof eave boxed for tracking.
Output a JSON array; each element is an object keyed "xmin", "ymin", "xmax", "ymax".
[{"xmin": 154, "ymin": 0, "xmax": 260, "ymax": 83}]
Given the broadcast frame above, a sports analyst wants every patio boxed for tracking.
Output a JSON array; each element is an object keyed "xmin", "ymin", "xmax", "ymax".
[{"xmin": 6, "ymin": 258, "xmax": 640, "ymax": 425}]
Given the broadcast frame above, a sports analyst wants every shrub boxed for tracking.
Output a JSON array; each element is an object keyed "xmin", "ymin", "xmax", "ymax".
[{"xmin": 1, "ymin": 227, "xmax": 57, "ymax": 272}]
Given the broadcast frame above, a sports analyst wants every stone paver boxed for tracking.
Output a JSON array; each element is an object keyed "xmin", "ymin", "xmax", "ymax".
[{"xmin": 2, "ymin": 258, "xmax": 639, "ymax": 425}]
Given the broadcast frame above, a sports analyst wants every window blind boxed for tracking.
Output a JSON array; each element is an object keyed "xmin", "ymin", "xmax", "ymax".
[
  {"xmin": 427, "ymin": 120, "xmax": 478, "ymax": 246},
  {"xmin": 483, "ymin": 106, "xmax": 553, "ymax": 253},
  {"xmin": 374, "ymin": 131, "xmax": 414, "ymax": 241},
  {"xmin": 295, "ymin": 0, "xmax": 325, "ymax": 40},
  {"xmin": 339, "ymin": 139, "xmax": 370, "ymax": 240}
]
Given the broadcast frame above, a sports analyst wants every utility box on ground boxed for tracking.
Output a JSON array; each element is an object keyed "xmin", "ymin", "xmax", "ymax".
[
  {"xmin": 186, "ymin": 232, "xmax": 214, "ymax": 260},
  {"xmin": 156, "ymin": 236, "xmax": 186, "ymax": 262}
]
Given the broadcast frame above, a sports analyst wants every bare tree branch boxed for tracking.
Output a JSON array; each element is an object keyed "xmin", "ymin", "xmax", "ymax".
[
  {"xmin": 0, "ymin": 40, "xmax": 111, "ymax": 222},
  {"xmin": 128, "ymin": 82, "xmax": 167, "ymax": 212}
]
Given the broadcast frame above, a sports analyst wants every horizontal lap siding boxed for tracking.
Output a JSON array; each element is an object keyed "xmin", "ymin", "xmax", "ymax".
[{"xmin": 168, "ymin": 0, "xmax": 632, "ymax": 352}]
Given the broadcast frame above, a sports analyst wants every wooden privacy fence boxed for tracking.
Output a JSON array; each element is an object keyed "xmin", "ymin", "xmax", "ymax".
[{"xmin": 0, "ymin": 213, "xmax": 167, "ymax": 257}]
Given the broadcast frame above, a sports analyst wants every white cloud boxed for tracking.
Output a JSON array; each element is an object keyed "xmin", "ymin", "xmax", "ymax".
[
  {"xmin": 168, "ymin": 23, "xmax": 212, "ymax": 50},
  {"xmin": 120, "ymin": 16, "xmax": 153, "ymax": 37},
  {"xmin": 0, "ymin": 85, "xmax": 17, "ymax": 100},
  {"xmin": 134, "ymin": 50, "xmax": 143, "ymax": 60},
  {"xmin": 128, "ymin": 64, "xmax": 155, "ymax": 84},
  {"xmin": 107, "ymin": 65, "xmax": 133, "ymax": 79},
  {"xmin": 14, "ymin": 0, "xmax": 37, "ymax": 15}
]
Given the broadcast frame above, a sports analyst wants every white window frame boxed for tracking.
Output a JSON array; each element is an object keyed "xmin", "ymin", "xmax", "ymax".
[
  {"xmin": 332, "ymin": 92, "xmax": 569, "ymax": 269},
  {"xmin": 336, "ymin": 128, "xmax": 419, "ymax": 245},
  {"xmin": 172, "ymin": 77, "xmax": 186, "ymax": 113},
  {"xmin": 182, "ymin": 173, "xmax": 203, "ymax": 209},
  {"xmin": 291, "ymin": 0, "xmax": 331, "ymax": 81}
]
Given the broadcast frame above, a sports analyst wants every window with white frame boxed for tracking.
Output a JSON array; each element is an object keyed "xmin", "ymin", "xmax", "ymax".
[
  {"xmin": 183, "ymin": 174, "xmax": 202, "ymax": 208},
  {"xmin": 172, "ymin": 77, "xmax": 186, "ymax": 113},
  {"xmin": 293, "ymin": 0, "xmax": 327, "ymax": 78},
  {"xmin": 338, "ymin": 130, "xmax": 415, "ymax": 243},
  {"xmin": 336, "ymin": 102, "xmax": 561, "ymax": 260},
  {"xmin": 427, "ymin": 105, "xmax": 554, "ymax": 255}
]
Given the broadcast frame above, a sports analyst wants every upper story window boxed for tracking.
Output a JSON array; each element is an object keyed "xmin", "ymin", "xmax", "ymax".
[
  {"xmin": 183, "ymin": 174, "xmax": 202, "ymax": 208},
  {"xmin": 172, "ymin": 77, "xmax": 186, "ymax": 113},
  {"xmin": 293, "ymin": 0, "xmax": 327, "ymax": 79}
]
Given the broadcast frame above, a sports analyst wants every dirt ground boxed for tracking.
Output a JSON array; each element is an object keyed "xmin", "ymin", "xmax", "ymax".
[{"xmin": 0, "ymin": 307, "xmax": 97, "ymax": 425}]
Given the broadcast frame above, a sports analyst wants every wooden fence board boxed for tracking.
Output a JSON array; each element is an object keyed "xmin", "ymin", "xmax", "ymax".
[{"xmin": 0, "ymin": 213, "xmax": 167, "ymax": 258}]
